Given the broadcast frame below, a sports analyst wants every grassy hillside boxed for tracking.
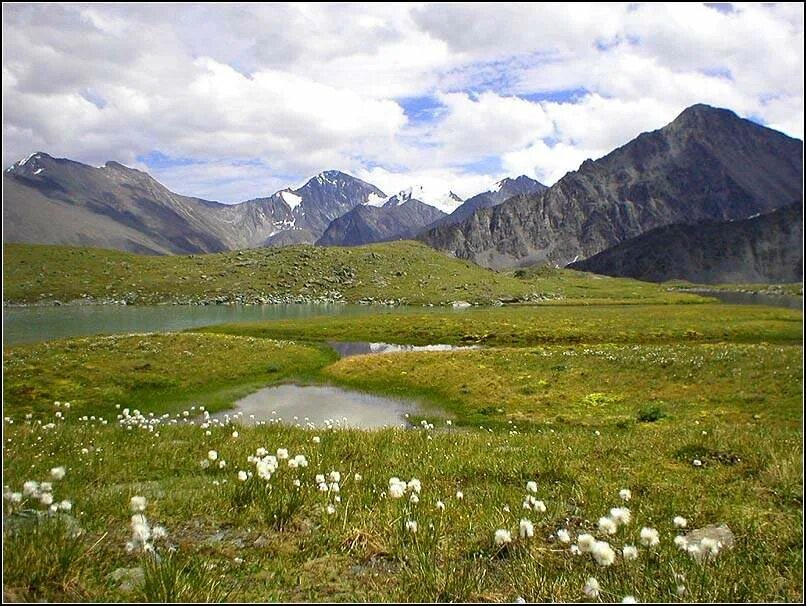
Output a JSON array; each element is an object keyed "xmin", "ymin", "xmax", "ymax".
[
  {"xmin": 3, "ymin": 242, "xmax": 704, "ymax": 306},
  {"xmin": 2, "ymin": 307, "xmax": 802, "ymax": 602}
]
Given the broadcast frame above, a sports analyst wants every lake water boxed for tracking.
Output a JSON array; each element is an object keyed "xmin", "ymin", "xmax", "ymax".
[
  {"xmin": 210, "ymin": 384, "xmax": 421, "ymax": 429},
  {"xmin": 690, "ymin": 290, "xmax": 802, "ymax": 310},
  {"xmin": 2, "ymin": 303, "xmax": 415, "ymax": 346}
]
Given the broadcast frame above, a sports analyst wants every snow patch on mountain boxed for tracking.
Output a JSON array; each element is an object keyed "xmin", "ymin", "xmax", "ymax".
[
  {"xmin": 280, "ymin": 190, "xmax": 303, "ymax": 210},
  {"xmin": 365, "ymin": 192, "xmax": 386, "ymax": 207}
]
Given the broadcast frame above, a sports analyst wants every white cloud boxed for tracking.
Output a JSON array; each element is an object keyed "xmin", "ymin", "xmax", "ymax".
[{"xmin": 2, "ymin": 2, "xmax": 802, "ymax": 204}]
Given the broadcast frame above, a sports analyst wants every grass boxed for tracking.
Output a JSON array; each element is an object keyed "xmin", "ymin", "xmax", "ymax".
[
  {"xmin": 2, "ymin": 333, "xmax": 335, "ymax": 418},
  {"xmin": 197, "ymin": 303, "xmax": 803, "ymax": 346},
  {"xmin": 3, "ymin": 242, "xmax": 706, "ymax": 306},
  {"xmin": 2, "ymin": 303, "xmax": 803, "ymax": 602}
]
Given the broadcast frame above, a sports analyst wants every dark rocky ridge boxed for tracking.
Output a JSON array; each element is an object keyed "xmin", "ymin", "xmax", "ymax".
[
  {"xmin": 317, "ymin": 191, "xmax": 446, "ymax": 246},
  {"xmin": 569, "ymin": 203, "xmax": 803, "ymax": 284},
  {"xmin": 419, "ymin": 104, "xmax": 803, "ymax": 269},
  {"xmin": 422, "ymin": 175, "xmax": 547, "ymax": 232}
]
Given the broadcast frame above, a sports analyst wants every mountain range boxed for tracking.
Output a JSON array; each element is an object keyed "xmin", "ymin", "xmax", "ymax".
[
  {"xmin": 420, "ymin": 104, "xmax": 803, "ymax": 272},
  {"xmin": 3, "ymin": 103, "xmax": 803, "ymax": 284},
  {"xmin": 317, "ymin": 187, "xmax": 447, "ymax": 246}
]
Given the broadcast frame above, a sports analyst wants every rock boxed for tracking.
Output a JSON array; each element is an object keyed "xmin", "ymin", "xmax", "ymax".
[
  {"xmin": 452, "ymin": 300, "xmax": 471, "ymax": 308},
  {"xmin": 109, "ymin": 566, "xmax": 144, "ymax": 593},
  {"xmin": 253, "ymin": 535, "xmax": 270, "ymax": 548},
  {"xmin": 684, "ymin": 524, "xmax": 735, "ymax": 550}
]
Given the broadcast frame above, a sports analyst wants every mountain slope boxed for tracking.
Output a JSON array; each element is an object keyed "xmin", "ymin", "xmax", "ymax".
[
  {"xmin": 317, "ymin": 189, "xmax": 446, "ymax": 246},
  {"xmin": 420, "ymin": 104, "xmax": 803, "ymax": 269},
  {"xmin": 423, "ymin": 175, "xmax": 547, "ymax": 231},
  {"xmin": 2, "ymin": 155, "xmax": 385, "ymax": 253},
  {"xmin": 569, "ymin": 203, "xmax": 803, "ymax": 284}
]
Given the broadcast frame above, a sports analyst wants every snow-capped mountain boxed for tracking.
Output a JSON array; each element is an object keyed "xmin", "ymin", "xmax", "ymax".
[
  {"xmin": 420, "ymin": 175, "xmax": 548, "ymax": 232},
  {"xmin": 3, "ymin": 156, "xmax": 386, "ymax": 253},
  {"xmin": 317, "ymin": 188, "xmax": 446, "ymax": 247}
]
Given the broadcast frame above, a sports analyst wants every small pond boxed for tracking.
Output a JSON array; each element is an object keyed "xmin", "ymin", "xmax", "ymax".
[
  {"xmin": 210, "ymin": 384, "xmax": 422, "ymax": 429},
  {"xmin": 328, "ymin": 341, "xmax": 479, "ymax": 358}
]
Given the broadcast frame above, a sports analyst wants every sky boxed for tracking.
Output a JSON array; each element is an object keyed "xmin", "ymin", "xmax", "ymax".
[{"xmin": 2, "ymin": 2, "xmax": 803, "ymax": 210}]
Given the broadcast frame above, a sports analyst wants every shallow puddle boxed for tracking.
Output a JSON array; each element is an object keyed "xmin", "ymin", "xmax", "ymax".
[
  {"xmin": 210, "ymin": 384, "xmax": 422, "ymax": 429},
  {"xmin": 328, "ymin": 341, "xmax": 479, "ymax": 358}
]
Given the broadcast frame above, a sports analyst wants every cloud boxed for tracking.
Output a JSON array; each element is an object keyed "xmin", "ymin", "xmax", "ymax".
[{"xmin": 2, "ymin": 2, "xmax": 802, "ymax": 204}]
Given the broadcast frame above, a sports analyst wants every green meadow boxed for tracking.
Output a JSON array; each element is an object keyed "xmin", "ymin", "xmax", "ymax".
[{"xmin": 3, "ymin": 293, "xmax": 802, "ymax": 602}]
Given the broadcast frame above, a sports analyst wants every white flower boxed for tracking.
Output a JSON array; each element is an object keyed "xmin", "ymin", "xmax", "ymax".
[
  {"xmin": 354, "ymin": 473, "xmax": 362, "ymax": 482},
  {"xmin": 318, "ymin": 482, "xmax": 329, "ymax": 492},
  {"xmin": 40, "ymin": 482, "xmax": 53, "ymax": 493},
  {"xmin": 256, "ymin": 447, "xmax": 268, "ymax": 457},
  {"xmin": 557, "ymin": 528, "xmax": 571, "ymax": 543},
  {"xmin": 293, "ymin": 479, "xmax": 301, "ymax": 487},
  {"xmin": 693, "ymin": 459, "xmax": 702, "ymax": 467},
  {"xmin": 503, "ymin": 504, "xmax": 510, "ymax": 513},
  {"xmin": 40, "ymin": 492, "xmax": 53, "ymax": 506},
  {"xmin": 329, "ymin": 471, "xmax": 341, "ymax": 483},
  {"xmin": 238, "ymin": 471, "xmax": 248, "ymax": 482},
  {"xmin": 326, "ymin": 504, "xmax": 336, "ymax": 515},
  {"xmin": 50, "ymin": 466, "xmax": 66, "ymax": 480},
  {"xmin": 619, "ymin": 488, "xmax": 632, "ymax": 501},
  {"xmin": 218, "ymin": 460, "xmax": 226, "ymax": 469},
  {"xmin": 622, "ymin": 544, "xmax": 639, "ymax": 561},
  {"xmin": 598, "ymin": 516, "xmax": 617, "ymax": 535},
  {"xmin": 674, "ymin": 535, "xmax": 688, "ymax": 549},
  {"xmin": 407, "ymin": 478, "xmax": 422, "ymax": 494},
  {"xmin": 50, "ymin": 503, "xmax": 58, "ymax": 513},
  {"xmin": 494, "ymin": 529, "xmax": 512, "ymax": 546},
  {"xmin": 293, "ymin": 455, "xmax": 308, "ymax": 468},
  {"xmin": 436, "ymin": 500, "xmax": 446, "ymax": 512},
  {"xmin": 639, "ymin": 527, "xmax": 660, "ymax": 547},
  {"xmin": 9, "ymin": 492, "xmax": 22, "ymax": 503},
  {"xmin": 231, "ymin": 431, "xmax": 239, "ymax": 438},
  {"xmin": 152, "ymin": 525, "xmax": 168, "ymax": 540},
  {"xmin": 315, "ymin": 474, "xmax": 326, "ymax": 484},
  {"xmin": 570, "ymin": 544, "xmax": 581, "ymax": 555},
  {"xmin": 388, "ymin": 478, "xmax": 407, "ymax": 499},
  {"xmin": 329, "ymin": 482, "xmax": 340, "ymax": 493},
  {"xmin": 207, "ymin": 450, "xmax": 218, "ymax": 461},
  {"xmin": 673, "ymin": 516, "xmax": 687, "ymax": 528},
  {"xmin": 130, "ymin": 495, "xmax": 147, "ymax": 512},
  {"xmin": 610, "ymin": 507, "xmax": 632, "ymax": 526},
  {"xmin": 526, "ymin": 481, "xmax": 538, "ymax": 494},
  {"xmin": 58, "ymin": 500, "xmax": 72, "ymax": 512},
  {"xmin": 533, "ymin": 500, "xmax": 546, "ymax": 513},
  {"xmin": 622, "ymin": 595, "xmax": 637, "ymax": 603},
  {"xmin": 409, "ymin": 493, "xmax": 419, "ymax": 504},
  {"xmin": 456, "ymin": 490, "xmax": 464, "ymax": 500},
  {"xmin": 22, "ymin": 481, "xmax": 39, "ymax": 496},
  {"xmin": 312, "ymin": 436, "xmax": 321, "ymax": 444},
  {"xmin": 277, "ymin": 448, "xmax": 289, "ymax": 460},
  {"xmin": 583, "ymin": 577, "xmax": 600, "ymax": 598},
  {"xmin": 405, "ymin": 520, "xmax": 418, "ymax": 533},
  {"xmin": 577, "ymin": 533, "xmax": 596, "ymax": 553},
  {"xmin": 592, "ymin": 540, "xmax": 616, "ymax": 566},
  {"xmin": 676, "ymin": 585, "xmax": 686, "ymax": 596},
  {"xmin": 519, "ymin": 518, "xmax": 535, "ymax": 539},
  {"xmin": 514, "ymin": 597, "xmax": 525, "ymax": 604}
]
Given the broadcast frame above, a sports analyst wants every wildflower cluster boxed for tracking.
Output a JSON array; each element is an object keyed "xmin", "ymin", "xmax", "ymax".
[
  {"xmin": 4, "ymin": 466, "xmax": 72, "ymax": 514},
  {"xmin": 125, "ymin": 496, "xmax": 169, "ymax": 554}
]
